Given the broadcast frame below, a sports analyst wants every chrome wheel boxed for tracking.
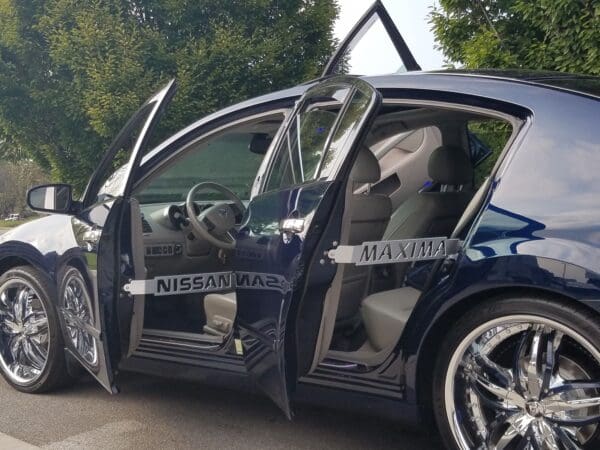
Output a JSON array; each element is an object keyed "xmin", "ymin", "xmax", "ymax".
[
  {"xmin": 446, "ymin": 315, "xmax": 600, "ymax": 449},
  {"xmin": 0, "ymin": 279, "xmax": 49, "ymax": 385},
  {"xmin": 62, "ymin": 271, "xmax": 98, "ymax": 366}
]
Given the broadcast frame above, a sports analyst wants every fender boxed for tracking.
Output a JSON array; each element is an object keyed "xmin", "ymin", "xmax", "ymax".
[
  {"xmin": 0, "ymin": 241, "xmax": 51, "ymax": 278},
  {"xmin": 399, "ymin": 253, "xmax": 600, "ymax": 410}
]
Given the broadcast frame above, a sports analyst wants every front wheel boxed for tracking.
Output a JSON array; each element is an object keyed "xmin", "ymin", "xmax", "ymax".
[
  {"xmin": 0, "ymin": 266, "xmax": 71, "ymax": 392},
  {"xmin": 433, "ymin": 296, "xmax": 600, "ymax": 449}
]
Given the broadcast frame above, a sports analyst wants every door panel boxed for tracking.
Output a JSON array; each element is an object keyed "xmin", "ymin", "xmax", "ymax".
[
  {"xmin": 234, "ymin": 77, "xmax": 381, "ymax": 416},
  {"xmin": 322, "ymin": 0, "xmax": 420, "ymax": 77},
  {"xmin": 63, "ymin": 81, "xmax": 176, "ymax": 391}
]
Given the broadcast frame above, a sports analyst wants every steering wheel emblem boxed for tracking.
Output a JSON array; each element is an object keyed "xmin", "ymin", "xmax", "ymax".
[{"xmin": 186, "ymin": 182, "xmax": 246, "ymax": 250}]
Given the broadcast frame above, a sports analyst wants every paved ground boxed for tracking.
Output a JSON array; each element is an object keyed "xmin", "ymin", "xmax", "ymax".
[
  {"xmin": 0, "ymin": 372, "xmax": 443, "ymax": 449},
  {"xmin": 0, "ymin": 226, "xmax": 442, "ymax": 449}
]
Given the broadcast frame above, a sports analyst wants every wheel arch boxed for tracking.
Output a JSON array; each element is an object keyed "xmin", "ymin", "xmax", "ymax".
[
  {"xmin": 412, "ymin": 284, "xmax": 600, "ymax": 426},
  {"xmin": 0, "ymin": 255, "xmax": 36, "ymax": 275}
]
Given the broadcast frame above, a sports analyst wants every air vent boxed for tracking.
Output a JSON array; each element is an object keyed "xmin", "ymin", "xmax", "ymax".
[{"xmin": 141, "ymin": 215, "xmax": 153, "ymax": 233}]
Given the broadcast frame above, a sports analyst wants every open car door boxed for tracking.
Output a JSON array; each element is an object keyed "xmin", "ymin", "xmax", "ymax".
[
  {"xmin": 64, "ymin": 80, "xmax": 176, "ymax": 393},
  {"xmin": 233, "ymin": 76, "xmax": 381, "ymax": 417},
  {"xmin": 322, "ymin": 0, "xmax": 420, "ymax": 77}
]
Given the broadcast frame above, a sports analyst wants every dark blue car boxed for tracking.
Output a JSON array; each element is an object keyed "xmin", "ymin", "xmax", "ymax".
[{"xmin": 1, "ymin": 2, "xmax": 599, "ymax": 448}]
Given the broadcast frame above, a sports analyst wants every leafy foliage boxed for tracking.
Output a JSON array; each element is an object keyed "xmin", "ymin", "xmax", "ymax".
[
  {"xmin": 0, "ymin": 160, "xmax": 49, "ymax": 216},
  {"xmin": 0, "ymin": 0, "xmax": 338, "ymax": 192},
  {"xmin": 469, "ymin": 120, "xmax": 512, "ymax": 187},
  {"xmin": 429, "ymin": 0, "xmax": 600, "ymax": 75}
]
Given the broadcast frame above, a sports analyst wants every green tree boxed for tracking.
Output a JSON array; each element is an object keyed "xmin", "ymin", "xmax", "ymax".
[
  {"xmin": 0, "ymin": 0, "xmax": 338, "ymax": 192},
  {"xmin": 0, "ymin": 160, "xmax": 49, "ymax": 216},
  {"xmin": 429, "ymin": 0, "xmax": 600, "ymax": 75}
]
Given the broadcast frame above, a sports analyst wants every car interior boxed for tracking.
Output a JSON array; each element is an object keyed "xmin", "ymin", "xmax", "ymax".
[{"xmin": 130, "ymin": 102, "xmax": 514, "ymax": 366}]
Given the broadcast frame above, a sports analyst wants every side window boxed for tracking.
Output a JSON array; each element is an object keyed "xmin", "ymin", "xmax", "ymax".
[
  {"xmin": 136, "ymin": 118, "xmax": 283, "ymax": 204},
  {"xmin": 84, "ymin": 103, "xmax": 155, "ymax": 206},
  {"xmin": 468, "ymin": 119, "xmax": 513, "ymax": 187},
  {"xmin": 264, "ymin": 81, "xmax": 375, "ymax": 192},
  {"xmin": 265, "ymin": 105, "xmax": 341, "ymax": 192}
]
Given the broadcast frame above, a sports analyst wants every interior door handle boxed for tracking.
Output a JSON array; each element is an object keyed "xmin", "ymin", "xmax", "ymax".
[{"xmin": 280, "ymin": 218, "xmax": 305, "ymax": 234}]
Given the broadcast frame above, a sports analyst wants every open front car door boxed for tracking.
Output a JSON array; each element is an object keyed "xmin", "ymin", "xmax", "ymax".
[
  {"xmin": 233, "ymin": 76, "xmax": 382, "ymax": 417},
  {"xmin": 63, "ymin": 80, "xmax": 176, "ymax": 393}
]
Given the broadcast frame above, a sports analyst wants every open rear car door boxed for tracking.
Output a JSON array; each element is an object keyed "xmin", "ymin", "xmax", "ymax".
[
  {"xmin": 64, "ymin": 81, "xmax": 176, "ymax": 393},
  {"xmin": 322, "ymin": 0, "xmax": 420, "ymax": 77}
]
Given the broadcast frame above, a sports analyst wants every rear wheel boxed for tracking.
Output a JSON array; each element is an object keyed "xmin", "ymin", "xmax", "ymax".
[
  {"xmin": 433, "ymin": 296, "xmax": 600, "ymax": 449},
  {"xmin": 0, "ymin": 266, "xmax": 70, "ymax": 392}
]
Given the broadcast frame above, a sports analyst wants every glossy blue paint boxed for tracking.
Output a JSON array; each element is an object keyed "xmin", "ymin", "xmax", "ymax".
[
  {"xmin": 0, "ymin": 70, "xmax": 599, "ymax": 429},
  {"xmin": 233, "ymin": 180, "xmax": 335, "ymax": 418}
]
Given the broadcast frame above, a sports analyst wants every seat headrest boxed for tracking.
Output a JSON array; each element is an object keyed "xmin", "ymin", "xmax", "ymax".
[
  {"xmin": 350, "ymin": 146, "xmax": 380, "ymax": 184},
  {"xmin": 428, "ymin": 145, "xmax": 473, "ymax": 185}
]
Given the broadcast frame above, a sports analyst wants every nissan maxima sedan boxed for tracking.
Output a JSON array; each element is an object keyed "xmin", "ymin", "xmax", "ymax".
[{"xmin": 1, "ymin": 2, "xmax": 599, "ymax": 449}]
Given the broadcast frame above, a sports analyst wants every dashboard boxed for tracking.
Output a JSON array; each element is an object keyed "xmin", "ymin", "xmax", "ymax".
[{"xmin": 138, "ymin": 202, "xmax": 227, "ymax": 278}]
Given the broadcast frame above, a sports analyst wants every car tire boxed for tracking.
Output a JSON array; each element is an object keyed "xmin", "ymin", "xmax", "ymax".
[
  {"xmin": 0, "ymin": 266, "xmax": 71, "ymax": 393},
  {"xmin": 433, "ymin": 294, "xmax": 600, "ymax": 449}
]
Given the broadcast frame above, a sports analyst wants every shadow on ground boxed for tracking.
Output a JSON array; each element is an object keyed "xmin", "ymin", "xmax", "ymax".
[{"xmin": 0, "ymin": 371, "xmax": 443, "ymax": 449}]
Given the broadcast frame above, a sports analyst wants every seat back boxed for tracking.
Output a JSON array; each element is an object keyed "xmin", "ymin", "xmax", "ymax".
[
  {"xmin": 384, "ymin": 145, "xmax": 474, "ymax": 284},
  {"xmin": 335, "ymin": 147, "xmax": 392, "ymax": 325}
]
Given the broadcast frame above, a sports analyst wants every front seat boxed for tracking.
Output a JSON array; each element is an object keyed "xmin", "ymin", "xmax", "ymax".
[
  {"xmin": 203, "ymin": 292, "xmax": 237, "ymax": 336},
  {"xmin": 334, "ymin": 146, "xmax": 392, "ymax": 326},
  {"xmin": 383, "ymin": 144, "xmax": 474, "ymax": 285},
  {"xmin": 359, "ymin": 145, "xmax": 474, "ymax": 352}
]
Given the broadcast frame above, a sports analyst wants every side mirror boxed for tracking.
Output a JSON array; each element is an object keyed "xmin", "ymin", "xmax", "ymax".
[
  {"xmin": 249, "ymin": 133, "xmax": 272, "ymax": 155},
  {"xmin": 27, "ymin": 184, "xmax": 74, "ymax": 214}
]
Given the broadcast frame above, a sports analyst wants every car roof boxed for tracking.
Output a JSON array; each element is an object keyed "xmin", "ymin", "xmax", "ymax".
[
  {"xmin": 143, "ymin": 69, "xmax": 598, "ymax": 167},
  {"xmin": 422, "ymin": 69, "xmax": 600, "ymax": 99}
]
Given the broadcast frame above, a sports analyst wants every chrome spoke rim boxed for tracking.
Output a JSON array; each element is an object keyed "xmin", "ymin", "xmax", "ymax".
[
  {"xmin": 62, "ymin": 272, "xmax": 98, "ymax": 366},
  {"xmin": 0, "ymin": 279, "xmax": 49, "ymax": 385},
  {"xmin": 446, "ymin": 315, "xmax": 600, "ymax": 449}
]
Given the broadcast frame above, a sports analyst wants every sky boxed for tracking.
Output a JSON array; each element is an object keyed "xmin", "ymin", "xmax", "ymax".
[{"xmin": 334, "ymin": 0, "xmax": 445, "ymax": 71}]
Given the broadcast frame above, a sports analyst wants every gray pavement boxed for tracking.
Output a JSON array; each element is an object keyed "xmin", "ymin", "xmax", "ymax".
[
  {"xmin": 0, "ymin": 226, "xmax": 442, "ymax": 449},
  {"xmin": 0, "ymin": 372, "xmax": 442, "ymax": 449}
]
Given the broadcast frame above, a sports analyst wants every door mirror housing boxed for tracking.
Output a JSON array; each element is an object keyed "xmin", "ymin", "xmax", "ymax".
[{"xmin": 27, "ymin": 184, "xmax": 74, "ymax": 214}]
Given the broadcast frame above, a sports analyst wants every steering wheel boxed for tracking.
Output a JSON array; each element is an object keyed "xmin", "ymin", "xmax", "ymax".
[{"xmin": 185, "ymin": 182, "xmax": 246, "ymax": 250}]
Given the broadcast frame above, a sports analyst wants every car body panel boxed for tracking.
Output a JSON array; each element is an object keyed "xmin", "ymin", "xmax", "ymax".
[{"xmin": 0, "ymin": 70, "xmax": 598, "ymax": 428}]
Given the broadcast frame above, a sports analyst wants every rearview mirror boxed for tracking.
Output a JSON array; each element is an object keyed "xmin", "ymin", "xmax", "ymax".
[
  {"xmin": 249, "ymin": 133, "xmax": 272, "ymax": 155},
  {"xmin": 27, "ymin": 184, "xmax": 73, "ymax": 214}
]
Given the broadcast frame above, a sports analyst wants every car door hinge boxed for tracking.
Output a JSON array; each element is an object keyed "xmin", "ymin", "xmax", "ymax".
[
  {"xmin": 123, "ymin": 279, "xmax": 155, "ymax": 296},
  {"xmin": 327, "ymin": 237, "xmax": 462, "ymax": 266}
]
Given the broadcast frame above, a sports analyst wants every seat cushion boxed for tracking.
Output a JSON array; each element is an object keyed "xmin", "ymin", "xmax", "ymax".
[
  {"xmin": 203, "ymin": 292, "xmax": 237, "ymax": 336},
  {"xmin": 360, "ymin": 286, "xmax": 421, "ymax": 352}
]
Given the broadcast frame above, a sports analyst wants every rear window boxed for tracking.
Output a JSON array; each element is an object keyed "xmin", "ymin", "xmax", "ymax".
[{"xmin": 468, "ymin": 119, "xmax": 513, "ymax": 187}]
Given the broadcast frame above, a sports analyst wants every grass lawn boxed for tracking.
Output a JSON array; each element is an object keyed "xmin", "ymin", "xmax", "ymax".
[{"xmin": 0, "ymin": 218, "xmax": 36, "ymax": 228}]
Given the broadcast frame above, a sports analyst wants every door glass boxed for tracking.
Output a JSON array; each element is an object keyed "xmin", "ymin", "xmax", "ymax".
[
  {"xmin": 264, "ymin": 86, "xmax": 352, "ymax": 192},
  {"xmin": 264, "ymin": 80, "xmax": 379, "ymax": 192},
  {"xmin": 322, "ymin": 1, "xmax": 419, "ymax": 77},
  {"xmin": 135, "ymin": 115, "xmax": 283, "ymax": 204},
  {"xmin": 83, "ymin": 103, "xmax": 156, "ymax": 207},
  {"xmin": 331, "ymin": 16, "xmax": 406, "ymax": 76}
]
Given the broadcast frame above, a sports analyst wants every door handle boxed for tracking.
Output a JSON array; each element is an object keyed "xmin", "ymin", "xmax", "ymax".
[{"xmin": 280, "ymin": 218, "xmax": 305, "ymax": 234}]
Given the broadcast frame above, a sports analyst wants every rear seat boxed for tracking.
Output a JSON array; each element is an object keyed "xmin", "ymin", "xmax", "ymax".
[{"xmin": 360, "ymin": 286, "xmax": 421, "ymax": 351}]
